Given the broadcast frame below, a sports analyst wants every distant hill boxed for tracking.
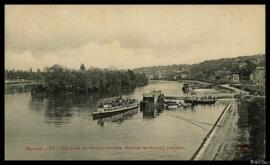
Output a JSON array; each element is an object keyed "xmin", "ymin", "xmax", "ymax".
[
  {"xmin": 133, "ymin": 54, "xmax": 265, "ymax": 82},
  {"xmin": 133, "ymin": 64, "xmax": 189, "ymax": 75}
]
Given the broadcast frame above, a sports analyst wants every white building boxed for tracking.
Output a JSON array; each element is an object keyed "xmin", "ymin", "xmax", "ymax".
[{"xmin": 231, "ymin": 74, "xmax": 240, "ymax": 84}]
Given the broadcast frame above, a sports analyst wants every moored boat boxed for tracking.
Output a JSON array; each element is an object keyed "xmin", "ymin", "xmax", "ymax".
[
  {"xmin": 184, "ymin": 98, "xmax": 216, "ymax": 105},
  {"xmin": 182, "ymin": 83, "xmax": 189, "ymax": 93},
  {"xmin": 93, "ymin": 96, "xmax": 139, "ymax": 119}
]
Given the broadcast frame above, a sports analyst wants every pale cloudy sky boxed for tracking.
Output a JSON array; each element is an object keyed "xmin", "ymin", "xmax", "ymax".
[{"xmin": 5, "ymin": 5, "xmax": 265, "ymax": 70}]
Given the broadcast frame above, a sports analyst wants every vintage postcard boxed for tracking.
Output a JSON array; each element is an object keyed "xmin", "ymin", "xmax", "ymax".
[{"xmin": 5, "ymin": 5, "xmax": 266, "ymax": 161}]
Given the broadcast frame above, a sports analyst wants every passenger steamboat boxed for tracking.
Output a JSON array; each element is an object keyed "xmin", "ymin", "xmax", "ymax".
[{"xmin": 93, "ymin": 96, "xmax": 139, "ymax": 119}]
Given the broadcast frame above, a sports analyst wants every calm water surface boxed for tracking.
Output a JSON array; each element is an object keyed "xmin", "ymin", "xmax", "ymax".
[{"xmin": 5, "ymin": 80, "xmax": 229, "ymax": 160}]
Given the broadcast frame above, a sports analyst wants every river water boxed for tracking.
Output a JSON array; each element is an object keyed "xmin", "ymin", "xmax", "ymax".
[{"xmin": 5, "ymin": 80, "xmax": 229, "ymax": 160}]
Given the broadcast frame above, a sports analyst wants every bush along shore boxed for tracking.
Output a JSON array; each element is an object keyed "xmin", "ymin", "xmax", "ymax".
[
  {"xmin": 31, "ymin": 64, "xmax": 148, "ymax": 96},
  {"xmin": 236, "ymin": 96, "xmax": 265, "ymax": 160}
]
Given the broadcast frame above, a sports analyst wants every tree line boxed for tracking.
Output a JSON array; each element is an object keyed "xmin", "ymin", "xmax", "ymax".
[{"xmin": 32, "ymin": 64, "xmax": 148, "ymax": 94}]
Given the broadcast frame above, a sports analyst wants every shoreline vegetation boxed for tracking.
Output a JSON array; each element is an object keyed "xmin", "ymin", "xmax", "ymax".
[
  {"xmin": 236, "ymin": 97, "xmax": 265, "ymax": 160},
  {"xmin": 30, "ymin": 64, "xmax": 148, "ymax": 96}
]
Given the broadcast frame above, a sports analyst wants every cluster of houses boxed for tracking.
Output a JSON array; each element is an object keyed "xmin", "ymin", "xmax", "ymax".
[
  {"xmin": 229, "ymin": 66, "xmax": 265, "ymax": 87},
  {"xmin": 145, "ymin": 66, "xmax": 265, "ymax": 88},
  {"xmin": 145, "ymin": 69, "xmax": 186, "ymax": 80},
  {"xmin": 211, "ymin": 66, "xmax": 265, "ymax": 87}
]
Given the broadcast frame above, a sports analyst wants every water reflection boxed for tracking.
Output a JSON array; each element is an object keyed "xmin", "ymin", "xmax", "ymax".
[
  {"xmin": 28, "ymin": 87, "xmax": 136, "ymax": 126},
  {"xmin": 96, "ymin": 108, "xmax": 138, "ymax": 127},
  {"xmin": 45, "ymin": 107, "xmax": 73, "ymax": 126},
  {"xmin": 141, "ymin": 105, "xmax": 164, "ymax": 119},
  {"xmin": 142, "ymin": 108, "xmax": 159, "ymax": 119}
]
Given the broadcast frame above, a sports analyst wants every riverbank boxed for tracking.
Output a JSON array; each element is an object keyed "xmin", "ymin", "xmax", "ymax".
[
  {"xmin": 197, "ymin": 99, "xmax": 242, "ymax": 160},
  {"xmin": 230, "ymin": 83, "xmax": 265, "ymax": 96},
  {"xmin": 180, "ymin": 79, "xmax": 213, "ymax": 85},
  {"xmin": 179, "ymin": 80, "xmax": 236, "ymax": 95},
  {"xmin": 191, "ymin": 99, "xmax": 233, "ymax": 160},
  {"xmin": 180, "ymin": 79, "xmax": 213, "ymax": 89},
  {"xmin": 194, "ymin": 96, "xmax": 265, "ymax": 160},
  {"xmin": 5, "ymin": 83, "xmax": 42, "ymax": 93}
]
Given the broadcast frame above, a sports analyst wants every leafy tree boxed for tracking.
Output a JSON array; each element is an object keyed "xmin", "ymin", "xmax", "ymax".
[{"xmin": 80, "ymin": 64, "xmax": 86, "ymax": 71}]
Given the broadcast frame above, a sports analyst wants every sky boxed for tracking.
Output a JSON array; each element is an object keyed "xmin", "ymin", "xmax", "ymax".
[{"xmin": 5, "ymin": 5, "xmax": 265, "ymax": 71}]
